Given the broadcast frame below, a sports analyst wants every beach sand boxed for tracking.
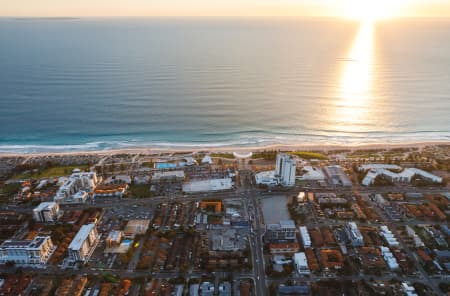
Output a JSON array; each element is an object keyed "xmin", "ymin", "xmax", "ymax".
[{"xmin": 0, "ymin": 140, "xmax": 448, "ymax": 157}]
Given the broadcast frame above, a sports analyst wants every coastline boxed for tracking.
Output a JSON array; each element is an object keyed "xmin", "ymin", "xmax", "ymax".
[{"xmin": 0, "ymin": 140, "xmax": 448, "ymax": 157}]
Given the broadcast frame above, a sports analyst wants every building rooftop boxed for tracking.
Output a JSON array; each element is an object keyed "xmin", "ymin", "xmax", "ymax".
[
  {"xmin": 33, "ymin": 201, "xmax": 57, "ymax": 212},
  {"xmin": 69, "ymin": 223, "xmax": 95, "ymax": 251}
]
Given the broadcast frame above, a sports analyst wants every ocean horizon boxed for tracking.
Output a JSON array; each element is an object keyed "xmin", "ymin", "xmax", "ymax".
[{"xmin": 1, "ymin": 18, "xmax": 449, "ymax": 153}]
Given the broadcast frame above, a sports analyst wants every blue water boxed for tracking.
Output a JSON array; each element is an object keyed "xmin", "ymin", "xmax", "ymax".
[
  {"xmin": 0, "ymin": 18, "xmax": 449, "ymax": 153},
  {"xmin": 155, "ymin": 163, "xmax": 178, "ymax": 169}
]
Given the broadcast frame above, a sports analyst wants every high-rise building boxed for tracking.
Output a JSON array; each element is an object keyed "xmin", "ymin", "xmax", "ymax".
[
  {"xmin": 0, "ymin": 236, "xmax": 55, "ymax": 266},
  {"xmin": 275, "ymin": 153, "xmax": 297, "ymax": 186}
]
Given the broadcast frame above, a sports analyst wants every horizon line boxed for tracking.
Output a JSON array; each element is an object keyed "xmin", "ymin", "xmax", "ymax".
[{"xmin": 2, "ymin": 15, "xmax": 450, "ymax": 20}]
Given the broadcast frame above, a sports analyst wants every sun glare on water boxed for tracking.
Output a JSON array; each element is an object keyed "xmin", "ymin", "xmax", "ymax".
[
  {"xmin": 342, "ymin": 0, "xmax": 407, "ymax": 21},
  {"xmin": 330, "ymin": 0, "xmax": 407, "ymax": 133}
]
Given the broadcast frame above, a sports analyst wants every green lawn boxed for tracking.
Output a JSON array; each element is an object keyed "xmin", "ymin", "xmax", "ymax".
[
  {"xmin": 128, "ymin": 184, "xmax": 152, "ymax": 198},
  {"xmin": 13, "ymin": 164, "xmax": 90, "ymax": 179},
  {"xmin": 289, "ymin": 151, "xmax": 328, "ymax": 160},
  {"xmin": 211, "ymin": 153, "xmax": 235, "ymax": 159}
]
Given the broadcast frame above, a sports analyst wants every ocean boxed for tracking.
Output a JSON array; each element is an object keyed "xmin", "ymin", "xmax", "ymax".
[{"xmin": 0, "ymin": 18, "xmax": 449, "ymax": 153}]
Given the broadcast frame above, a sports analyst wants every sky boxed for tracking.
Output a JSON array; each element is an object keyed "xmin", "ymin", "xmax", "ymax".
[{"xmin": 1, "ymin": 0, "xmax": 450, "ymax": 18}]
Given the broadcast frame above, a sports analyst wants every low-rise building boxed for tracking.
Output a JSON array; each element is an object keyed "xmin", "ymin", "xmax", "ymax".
[
  {"xmin": 218, "ymin": 282, "xmax": 231, "ymax": 296},
  {"xmin": 293, "ymin": 252, "xmax": 310, "ymax": 274},
  {"xmin": 0, "ymin": 236, "xmax": 55, "ymax": 266},
  {"xmin": 323, "ymin": 165, "xmax": 352, "ymax": 187},
  {"xmin": 345, "ymin": 222, "xmax": 364, "ymax": 247},
  {"xmin": 255, "ymin": 170, "xmax": 278, "ymax": 186},
  {"xmin": 299, "ymin": 226, "xmax": 311, "ymax": 248},
  {"xmin": 380, "ymin": 246, "xmax": 399, "ymax": 270},
  {"xmin": 182, "ymin": 178, "xmax": 233, "ymax": 192},
  {"xmin": 54, "ymin": 172, "xmax": 98, "ymax": 203},
  {"xmin": 265, "ymin": 220, "xmax": 297, "ymax": 242},
  {"xmin": 152, "ymin": 170, "xmax": 185, "ymax": 183},
  {"xmin": 33, "ymin": 201, "xmax": 61, "ymax": 223},
  {"xmin": 200, "ymin": 282, "xmax": 214, "ymax": 296},
  {"xmin": 93, "ymin": 184, "xmax": 128, "ymax": 198},
  {"xmin": 106, "ymin": 230, "xmax": 123, "ymax": 248},
  {"xmin": 380, "ymin": 225, "xmax": 399, "ymax": 247},
  {"xmin": 269, "ymin": 243, "xmax": 300, "ymax": 254},
  {"xmin": 123, "ymin": 219, "xmax": 150, "ymax": 239}
]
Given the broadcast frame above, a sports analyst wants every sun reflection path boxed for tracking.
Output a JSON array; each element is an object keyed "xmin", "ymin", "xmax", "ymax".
[{"xmin": 334, "ymin": 21, "xmax": 375, "ymax": 132}]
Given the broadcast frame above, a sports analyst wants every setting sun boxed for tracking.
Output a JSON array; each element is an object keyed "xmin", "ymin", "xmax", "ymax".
[{"xmin": 342, "ymin": 0, "xmax": 407, "ymax": 21}]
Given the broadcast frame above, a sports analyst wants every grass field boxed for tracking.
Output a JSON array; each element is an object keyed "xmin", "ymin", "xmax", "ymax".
[
  {"xmin": 289, "ymin": 151, "xmax": 328, "ymax": 160},
  {"xmin": 128, "ymin": 184, "xmax": 152, "ymax": 198},
  {"xmin": 211, "ymin": 153, "xmax": 235, "ymax": 159},
  {"xmin": 13, "ymin": 164, "xmax": 90, "ymax": 180}
]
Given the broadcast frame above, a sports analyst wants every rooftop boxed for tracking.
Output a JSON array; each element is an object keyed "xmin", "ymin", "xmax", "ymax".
[{"xmin": 69, "ymin": 223, "xmax": 96, "ymax": 251}]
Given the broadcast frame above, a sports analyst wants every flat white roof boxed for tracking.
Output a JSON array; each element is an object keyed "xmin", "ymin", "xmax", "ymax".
[
  {"xmin": 359, "ymin": 164, "xmax": 402, "ymax": 171},
  {"xmin": 153, "ymin": 170, "xmax": 185, "ymax": 180},
  {"xmin": 34, "ymin": 201, "xmax": 57, "ymax": 211},
  {"xmin": 294, "ymin": 252, "xmax": 308, "ymax": 267},
  {"xmin": 182, "ymin": 178, "xmax": 233, "ymax": 192},
  {"xmin": 69, "ymin": 223, "xmax": 95, "ymax": 251}
]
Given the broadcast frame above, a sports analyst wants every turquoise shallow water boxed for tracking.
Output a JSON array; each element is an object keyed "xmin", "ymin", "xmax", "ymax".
[{"xmin": 0, "ymin": 18, "xmax": 449, "ymax": 153}]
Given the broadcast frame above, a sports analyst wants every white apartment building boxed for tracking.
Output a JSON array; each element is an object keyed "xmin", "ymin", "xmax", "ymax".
[
  {"xmin": 299, "ymin": 226, "xmax": 311, "ymax": 248},
  {"xmin": 276, "ymin": 153, "xmax": 297, "ymax": 187},
  {"xmin": 68, "ymin": 223, "xmax": 99, "ymax": 263},
  {"xmin": 294, "ymin": 252, "xmax": 310, "ymax": 274},
  {"xmin": 54, "ymin": 172, "xmax": 98, "ymax": 203},
  {"xmin": 0, "ymin": 236, "xmax": 55, "ymax": 266},
  {"xmin": 345, "ymin": 222, "xmax": 364, "ymax": 247},
  {"xmin": 361, "ymin": 167, "xmax": 442, "ymax": 186},
  {"xmin": 33, "ymin": 201, "xmax": 61, "ymax": 223}
]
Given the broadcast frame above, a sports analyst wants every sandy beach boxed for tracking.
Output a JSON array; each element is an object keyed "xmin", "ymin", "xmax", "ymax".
[{"xmin": 0, "ymin": 140, "xmax": 448, "ymax": 158}]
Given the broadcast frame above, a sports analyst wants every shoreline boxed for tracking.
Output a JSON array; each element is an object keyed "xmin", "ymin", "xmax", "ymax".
[{"xmin": 0, "ymin": 140, "xmax": 448, "ymax": 157}]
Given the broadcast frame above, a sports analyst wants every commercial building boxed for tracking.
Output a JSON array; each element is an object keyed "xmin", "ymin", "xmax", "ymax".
[
  {"xmin": 255, "ymin": 170, "xmax": 278, "ymax": 186},
  {"xmin": 323, "ymin": 165, "xmax": 352, "ymax": 187},
  {"xmin": 183, "ymin": 178, "xmax": 234, "ymax": 192},
  {"xmin": 152, "ymin": 170, "xmax": 185, "ymax": 182},
  {"xmin": 296, "ymin": 166, "xmax": 325, "ymax": 181},
  {"xmin": 265, "ymin": 220, "xmax": 297, "ymax": 242},
  {"xmin": 106, "ymin": 230, "xmax": 123, "ymax": 248},
  {"xmin": 299, "ymin": 226, "xmax": 311, "ymax": 248},
  {"xmin": 0, "ymin": 236, "xmax": 55, "ymax": 266},
  {"xmin": 345, "ymin": 222, "xmax": 364, "ymax": 247},
  {"xmin": 276, "ymin": 153, "xmax": 297, "ymax": 186},
  {"xmin": 68, "ymin": 223, "xmax": 99, "ymax": 263},
  {"xmin": 293, "ymin": 252, "xmax": 310, "ymax": 274},
  {"xmin": 33, "ymin": 202, "xmax": 61, "ymax": 223},
  {"xmin": 123, "ymin": 219, "xmax": 150, "ymax": 239},
  {"xmin": 54, "ymin": 172, "xmax": 98, "ymax": 203}
]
